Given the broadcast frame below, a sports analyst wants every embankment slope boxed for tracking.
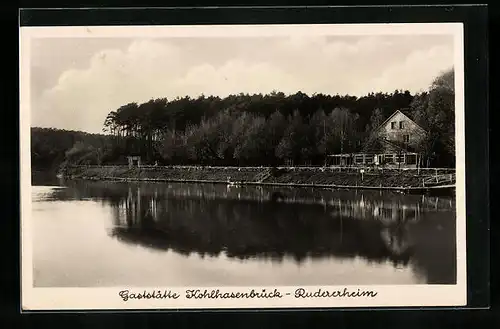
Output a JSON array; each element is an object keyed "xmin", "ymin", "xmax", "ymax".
[{"xmin": 62, "ymin": 165, "xmax": 454, "ymax": 190}]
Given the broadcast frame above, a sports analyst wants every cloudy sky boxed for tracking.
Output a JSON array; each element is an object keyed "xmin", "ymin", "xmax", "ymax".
[{"xmin": 30, "ymin": 34, "xmax": 454, "ymax": 133}]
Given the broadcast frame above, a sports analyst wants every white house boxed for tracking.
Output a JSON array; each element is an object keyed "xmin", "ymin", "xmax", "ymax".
[{"xmin": 328, "ymin": 110, "xmax": 427, "ymax": 168}]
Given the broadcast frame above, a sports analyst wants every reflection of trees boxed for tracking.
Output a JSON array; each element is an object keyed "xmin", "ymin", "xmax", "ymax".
[
  {"xmin": 104, "ymin": 184, "xmax": 433, "ymax": 267},
  {"xmin": 48, "ymin": 180, "xmax": 456, "ymax": 283},
  {"xmin": 47, "ymin": 179, "xmax": 456, "ymax": 214},
  {"xmin": 405, "ymin": 212, "xmax": 457, "ymax": 284},
  {"xmin": 37, "ymin": 179, "xmax": 128, "ymax": 206},
  {"xmin": 326, "ymin": 195, "xmax": 419, "ymax": 256}
]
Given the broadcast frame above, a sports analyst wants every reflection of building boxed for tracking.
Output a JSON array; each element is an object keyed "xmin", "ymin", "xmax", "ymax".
[
  {"xmin": 115, "ymin": 186, "xmax": 154, "ymax": 227},
  {"xmin": 380, "ymin": 226, "xmax": 411, "ymax": 256},
  {"xmin": 112, "ymin": 183, "xmax": 454, "ymax": 224},
  {"xmin": 112, "ymin": 183, "xmax": 453, "ymax": 220},
  {"xmin": 107, "ymin": 184, "xmax": 427, "ymax": 265},
  {"xmin": 105, "ymin": 183, "xmax": 455, "ymax": 279},
  {"xmin": 327, "ymin": 196, "xmax": 420, "ymax": 256},
  {"xmin": 329, "ymin": 196, "xmax": 420, "ymax": 224},
  {"xmin": 64, "ymin": 180, "xmax": 456, "ymax": 284}
]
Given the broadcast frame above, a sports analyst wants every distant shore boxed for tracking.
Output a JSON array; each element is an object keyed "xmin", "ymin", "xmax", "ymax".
[{"xmin": 59, "ymin": 165, "xmax": 455, "ymax": 193}]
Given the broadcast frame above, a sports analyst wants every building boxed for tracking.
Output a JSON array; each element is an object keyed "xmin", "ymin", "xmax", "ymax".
[
  {"xmin": 328, "ymin": 110, "xmax": 427, "ymax": 168},
  {"xmin": 373, "ymin": 109, "xmax": 427, "ymax": 152},
  {"xmin": 127, "ymin": 155, "xmax": 142, "ymax": 169}
]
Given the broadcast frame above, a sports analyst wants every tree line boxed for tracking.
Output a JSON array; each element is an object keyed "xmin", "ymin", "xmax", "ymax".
[
  {"xmin": 31, "ymin": 69, "xmax": 455, "ymax": 170},
  {"xmin": 31, "ymin": 127, "xmax": 113, "ymax": 171}
]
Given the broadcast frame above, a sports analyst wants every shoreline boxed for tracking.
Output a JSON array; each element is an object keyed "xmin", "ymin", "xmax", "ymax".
[{"xmin": 60, "ymin": 165, "xmax": 456, "ymax": 193}]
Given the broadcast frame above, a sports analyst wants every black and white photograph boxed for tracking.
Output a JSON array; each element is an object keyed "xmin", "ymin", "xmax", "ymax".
[{"xmin": 20, "ymin": 23, "xmax": 466, "ymax": 310}]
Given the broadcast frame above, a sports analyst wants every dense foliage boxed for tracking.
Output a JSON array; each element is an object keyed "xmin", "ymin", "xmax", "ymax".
[
  {"xmin": 31, "ymin": 69, "xmax": 455, "ymax": 169},
  {"xmin": 31, "ymin": 128, "xmax": 114, "ymax": 170}
]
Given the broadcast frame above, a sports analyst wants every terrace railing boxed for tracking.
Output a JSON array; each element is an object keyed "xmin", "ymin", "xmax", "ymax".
[{"xmin": 422, "ymin": 173, "xmax": 456, "ymax": 186}]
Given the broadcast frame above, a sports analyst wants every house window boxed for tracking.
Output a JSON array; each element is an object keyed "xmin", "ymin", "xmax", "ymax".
[
  {"xmin": 406, "ymin": 154, "xmax": 417, "ymax": 165},
  {"xmin": 391, "ymin": 122, "xmax": 397, "ymax": 129},
  {"xmin": 403, "ymin": 135, "xmax": 410, "ymax": 143},
  {"xmin": 399, "ymin": 121, "xmax": 405, "ymax": 129}
]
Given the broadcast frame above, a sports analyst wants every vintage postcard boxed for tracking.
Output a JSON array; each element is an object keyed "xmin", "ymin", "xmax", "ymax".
[{"xmin": 20, "ymin": 23, "xmax": 466, "ymax": 310}]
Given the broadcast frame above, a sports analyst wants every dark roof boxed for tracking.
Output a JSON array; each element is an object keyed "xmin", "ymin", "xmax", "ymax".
[
  {"xmin": 381, "ymin": 139, "xmax": 418, "ymax": 153},
  {"xmin": 362, "ymin": 141, "xmax": 382, "ymax": 153}
]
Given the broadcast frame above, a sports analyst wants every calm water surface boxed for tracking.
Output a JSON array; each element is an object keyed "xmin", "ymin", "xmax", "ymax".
[{"xmin": 31, "ymin": 174, "xmax": 456, "ymax": 287}]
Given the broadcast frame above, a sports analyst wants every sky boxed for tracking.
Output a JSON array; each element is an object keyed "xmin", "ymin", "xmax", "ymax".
[{"xmin": 29, "ymin": 34, "xmax": 454, "ymax": 134}]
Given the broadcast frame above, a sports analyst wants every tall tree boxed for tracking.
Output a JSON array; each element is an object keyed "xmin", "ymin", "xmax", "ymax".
[
  {"xmin": 330, "ymin": 107, "xmax": 360, "ymax": 153},
  {"xmin": 413, "ymin": 68, "xmax": 455, "ymax": 167},
  {"xmin": 361, "ymin": 108, "xmax": 386, "ymax": 152},
  {"xmin": 233, "ymin": 116, "xmax": 267, "ymax": 165},
  {"xmin": 275, "ymin": 110, "xmax": 312, "ymax": 163}
]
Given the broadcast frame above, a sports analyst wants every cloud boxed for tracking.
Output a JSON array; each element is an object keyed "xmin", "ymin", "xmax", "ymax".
[
  {"xmin": 31, "ymin": 36, "xmax": 454, "ymax": 133},
  {"xmin": 362, "ymin": 44, "xmax": 454, "ymax": 94},
  {"xmin": 33, "ymin": 40, "xmax": 186, "ymax": 132},
  {"xmin": 177, "ymin": 60, "xmax": 301, "ymax": 96}
]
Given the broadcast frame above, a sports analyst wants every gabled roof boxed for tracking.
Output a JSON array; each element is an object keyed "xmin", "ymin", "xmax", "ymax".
[
  {"xmin": 374, "ymin": 109, "xmax": 426, "ymax": 133},
  {"xmin": 381, "ymin": 139, "xmax": 418, "ymax": 153},
  {"xmin": 362, "ymin": 136, "xmax": 417, "ymax": 153}
]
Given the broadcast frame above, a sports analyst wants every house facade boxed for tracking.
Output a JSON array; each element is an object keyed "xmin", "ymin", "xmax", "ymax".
[
  {"xmin": 373, "ymin": 110, "xmax": 427, "ymax": 152},
  {"xmin": 327, "ymin": 110, "xmax": 428, "ymax": 168}
]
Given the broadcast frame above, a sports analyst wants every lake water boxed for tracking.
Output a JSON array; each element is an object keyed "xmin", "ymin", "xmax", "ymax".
[{"xmin": 30, "ymin": 174, "xmax": 457, "ymax": 287}]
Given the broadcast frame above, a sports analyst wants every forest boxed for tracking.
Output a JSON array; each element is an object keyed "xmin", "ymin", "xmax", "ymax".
[{"xmin": 31, "ymin": 69, "xmax": 455, "ymax": 170}]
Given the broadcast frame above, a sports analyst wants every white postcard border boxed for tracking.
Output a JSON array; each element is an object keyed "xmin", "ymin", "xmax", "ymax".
[{"xmin": 20, "ymin": 23, "xmax": 467, "ymax": 310}]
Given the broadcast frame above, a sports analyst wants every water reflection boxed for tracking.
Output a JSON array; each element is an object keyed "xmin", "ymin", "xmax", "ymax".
[{"xmin": 39, "ymin": 179, "xmax": 456, "ymax": 284}]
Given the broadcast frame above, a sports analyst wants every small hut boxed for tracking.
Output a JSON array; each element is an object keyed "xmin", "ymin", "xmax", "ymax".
[{"xmin": 127, "ymin": 156, "xmax": 141, "ymax": 169}]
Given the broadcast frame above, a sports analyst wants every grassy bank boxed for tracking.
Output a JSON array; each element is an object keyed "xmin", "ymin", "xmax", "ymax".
[{"xmin": 62, "ymin": 165, "xmax": 455, "ymax": 190}]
